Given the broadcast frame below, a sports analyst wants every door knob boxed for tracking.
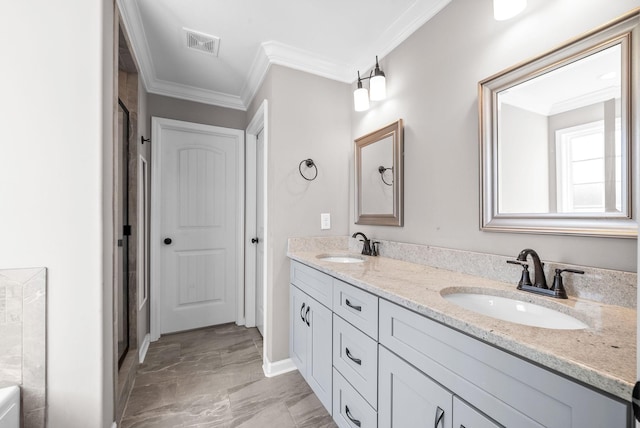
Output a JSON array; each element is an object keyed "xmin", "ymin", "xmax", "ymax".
[
  {"xmin": 251, "ymin": 237, "xmax": 259, "ymax": 244},
  {"xmin": 164, "ymin": 238, "xmax": 172, "ymax": 245}
]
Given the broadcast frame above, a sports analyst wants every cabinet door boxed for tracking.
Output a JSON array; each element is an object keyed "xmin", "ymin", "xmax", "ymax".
[
  {"xmin": 307, "ymin": 297, "xmax": 333, "ymax": 414},
  {"xmin": 379, "ymin": 346, "xmax": 452, "ymax": 428},
  {"xmin": 453, "ymin": 397, "xmax": 501, "ymax": 428},
  {"xmin": 290, "ymin": 285, "xmax": 308, "ymax": 375}
]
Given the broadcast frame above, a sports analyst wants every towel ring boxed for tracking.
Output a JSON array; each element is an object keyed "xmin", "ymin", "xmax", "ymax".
[
  {"xmin": 299, "ymin": 159, "xmax": 318, "ymax": 181},
  {"xmin": 378, "ymin": 166, "xmax": 393, "ymax": 186}
]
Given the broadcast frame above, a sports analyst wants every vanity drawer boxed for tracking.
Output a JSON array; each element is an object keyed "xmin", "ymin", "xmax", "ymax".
[
  {"xmin": 290, "ymin": 260, "xmax": 333, "ymax": 308},
  {"xmin": 333, "ymin": 368, "xmax": 377, "ymax": 428},
  {"xmin": 333, "ymin": 279, "xmax": 378, "ymax": 339},
  {"xmin": 333, "ymin": 314, "xmax": 378, "ymax": 409}
]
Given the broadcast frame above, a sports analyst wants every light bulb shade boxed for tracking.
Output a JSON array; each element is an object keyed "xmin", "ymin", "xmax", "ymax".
[
  {"xmin": 369, "ymin": 75, "xmax": 386, "ymax": 101},
  {"xmin": 354, "ymin": 87, "xmax": 370, "ymax": 111},
  {"xmin": 493, "ymin": 0, "xmax": 526, "ymax": 20}
]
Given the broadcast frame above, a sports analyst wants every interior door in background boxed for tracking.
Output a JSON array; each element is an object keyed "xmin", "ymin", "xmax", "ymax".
[
  {"xmin": 256, "ymin": 128, "xmax": 265, "ymax": 337},
  {"xmin": 157, "ymin": 118, "xmax": 242, "ymax": 334}
]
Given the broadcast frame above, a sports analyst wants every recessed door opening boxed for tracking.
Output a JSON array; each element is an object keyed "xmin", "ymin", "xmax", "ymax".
[{"xmin": 117, "ymin": 99, "xmax": 131, "ymax": 368}]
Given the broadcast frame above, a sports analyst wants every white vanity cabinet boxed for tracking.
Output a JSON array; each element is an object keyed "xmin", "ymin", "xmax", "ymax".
[
  {"xmin": 289, "ymin": 260, "xmax": 631, "ymax": 428},
  {"xmin": 379, "ymin": 299, "xmax": 630, "ymax": 428},
  {"xmin": 290, "ymin": 262, "xmax": 334, "ymax": 414}
]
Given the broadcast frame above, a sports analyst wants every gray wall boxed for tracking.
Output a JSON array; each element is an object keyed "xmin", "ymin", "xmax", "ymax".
[
  {"xmin": 2, "ymin": 1, "xmax": 115, "ymax": 426},
  {"xmin": 349, "ymin": 0, "xmax": 639, "ymax": 272},
  {"xmin": 147, "ymin": 93, "xmax": 247, "ymax": 131},
  {"xmin": 500, "ymin": 104, "xmax": 548, "ymax": 213},
  {"xmin": 247, "ymin": 65, "xmax": 352, "ymax": 362}
]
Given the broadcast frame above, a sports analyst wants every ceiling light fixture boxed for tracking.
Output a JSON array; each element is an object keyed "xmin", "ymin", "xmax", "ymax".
[
  {"xmin": 354, "ymin": 56, "xmax": 387, "ymax": 112},
  {"xmin": 493, "ymin": 0, "xmax": 527, "ymax": 21}
]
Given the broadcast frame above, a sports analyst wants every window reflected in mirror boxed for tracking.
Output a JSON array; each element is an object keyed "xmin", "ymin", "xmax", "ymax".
[{"xmin": 497, "ymin": 43, "xmax": 624, "ymax": 216}]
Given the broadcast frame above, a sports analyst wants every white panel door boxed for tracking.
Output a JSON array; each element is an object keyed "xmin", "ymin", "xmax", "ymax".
[
  {"xmin": 158, "ymin": 119, "xmax": 242, "ymax": 334},
  {"xmin": 256, "ymin": 128, "xmax": 265, "ymax": 336}
]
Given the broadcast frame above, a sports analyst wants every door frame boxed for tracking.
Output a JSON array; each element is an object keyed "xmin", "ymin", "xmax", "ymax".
[
  {"xmin": 245, "ymin": 100, "xmax": 268, "ymax": 337},
  {"xmin": 150, "ymin": 117, "xmax": 245, "ymax": 341}
]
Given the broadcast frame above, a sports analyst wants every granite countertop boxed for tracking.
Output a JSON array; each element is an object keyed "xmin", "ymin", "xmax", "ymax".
[{"xmin": 288, "ymin": 250, "xmax": 636, "ymax": 402}]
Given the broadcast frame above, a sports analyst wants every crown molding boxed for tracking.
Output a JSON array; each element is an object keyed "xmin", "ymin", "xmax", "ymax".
[
  {"xmin": 147, "ymin": 79, "xmax": 246, "ymax": 110},
  {"xmin": 117, "ymin": 0, "xmax": 452, "ymax": 111},
  {"xmin": 117, "ymin": 0, "xmax": 155, "ymax": 94},
  {"xmin": 351, "ymin": 0, "xmax": 452, "ymax": 76},
  {"xmin": 262, "ymin": 41, "xmax": 353, "ymax": 83},
  {"xmin": 240, "ymin": 45, "xmax": 271, "ymax": 109}
]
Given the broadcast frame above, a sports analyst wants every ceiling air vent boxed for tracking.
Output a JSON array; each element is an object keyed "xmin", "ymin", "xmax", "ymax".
[{"xmin": 183, "ymin": 28, "xmax": 220, "ymax": 56}]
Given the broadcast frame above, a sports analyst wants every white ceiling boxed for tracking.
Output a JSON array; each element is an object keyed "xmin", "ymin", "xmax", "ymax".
[
  {"xmin": 499, "ymin": 44, "xmax": 622, "ymax": 116},
  {"xmin": 118, "ymin": 0, "xmax": 452, "ymax": 110}
]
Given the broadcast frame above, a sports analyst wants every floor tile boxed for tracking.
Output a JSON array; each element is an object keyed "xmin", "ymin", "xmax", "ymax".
[{"xmin": 121, "ymin": 323, "xmax": 335, "ymax": 428}]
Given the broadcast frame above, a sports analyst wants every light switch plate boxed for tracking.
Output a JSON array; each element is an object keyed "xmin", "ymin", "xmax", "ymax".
[{"xmin": 321, "ymin": 213, "xmax": 331, "ymax": 230}]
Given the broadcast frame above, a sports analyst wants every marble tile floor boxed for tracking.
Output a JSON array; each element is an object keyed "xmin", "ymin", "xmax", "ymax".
[{"xmin": 121, "ymin": 323, "xmax": 337, "ymax": 428}]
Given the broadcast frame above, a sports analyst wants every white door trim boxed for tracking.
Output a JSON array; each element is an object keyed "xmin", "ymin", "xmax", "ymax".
[
  {"xmin": 150, "ymin": 117, "xmax": 245, "ymax": 341},
  {"xmin": 245, "ymin": 100, "xmax": 268, "ymax": 350}
]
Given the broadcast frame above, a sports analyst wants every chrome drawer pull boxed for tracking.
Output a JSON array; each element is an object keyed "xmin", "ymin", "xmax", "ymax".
[
  {"xmin": 345, "ymin": 299, "xmax": 362, "ymax": 311},
  {"xmin": 434, "ymin": 406, "xmax": 445, "ymax": 428},
  {"xmin": 345, "ymin": 347, "xmax": 362, "ymax": 365},
  {"xmin": 345, "ymin": 405, "xmax": 361, "ymax": 427}
]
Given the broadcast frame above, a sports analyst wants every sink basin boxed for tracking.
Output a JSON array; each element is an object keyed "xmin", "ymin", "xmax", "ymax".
[
  {"xmin": 443, "ymin": 293, "xmax": 588, "ymax": 330},
  {"xmin": 316, "ymin": 254, "xmax": 365, "ymax": 264}
]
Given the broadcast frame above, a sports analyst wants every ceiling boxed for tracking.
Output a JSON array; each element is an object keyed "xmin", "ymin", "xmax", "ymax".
[
  {"xmin": 500, "ymin": 43, "xmax": 621, "ymax": 116},
  {"xmin": 117, "ymin": 0, "xmax": 452, "ymax": 111}
]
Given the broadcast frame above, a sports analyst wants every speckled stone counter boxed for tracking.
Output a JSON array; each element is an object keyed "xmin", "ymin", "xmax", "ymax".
[{"xmin": 287, "ymin": 249, "xmax": 636, "ymax": 402}]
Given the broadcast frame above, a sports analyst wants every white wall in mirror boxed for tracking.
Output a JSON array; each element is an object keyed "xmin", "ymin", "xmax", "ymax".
[{"xmin": 361, "ymin": 135, "xmax": 394, "ymax": 214}]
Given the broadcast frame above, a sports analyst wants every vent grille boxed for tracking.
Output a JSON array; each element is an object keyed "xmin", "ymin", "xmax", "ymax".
[{"xmin": 184, "ymin": 28, "xmax": 220, "ymax": 56}]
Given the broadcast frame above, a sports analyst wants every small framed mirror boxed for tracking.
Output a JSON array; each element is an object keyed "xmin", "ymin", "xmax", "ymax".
[
  {"xmin": 355, "ymin": 119, "xmax": 404, "ymax": 226},
  {"xmin": 479, "ymin": 10, "xmax": 639, "ymax": 237}
]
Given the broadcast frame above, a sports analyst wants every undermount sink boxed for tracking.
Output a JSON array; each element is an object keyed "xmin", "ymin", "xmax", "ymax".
[
  {"xmin": 316, "ymin": 254, "xmax": 365, "ymax": 264},
  {"xmin": 443, "ymin": 292, "xmax": 588, "ymax": 330}
]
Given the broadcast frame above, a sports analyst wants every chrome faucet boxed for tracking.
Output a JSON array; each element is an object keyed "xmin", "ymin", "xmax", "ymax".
[{"xmin": 352, "ymin": 232, "xmax": 372, "ymax": 256}]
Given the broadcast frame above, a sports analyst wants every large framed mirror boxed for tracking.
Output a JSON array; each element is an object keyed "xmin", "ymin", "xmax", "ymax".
[
  {"xmin": 355, "ymin": 119, "xmax": 404, "ymax": 226},
  {"xmin": 479, "ymin": 9, "xmax": 639, "ymax": 238}
]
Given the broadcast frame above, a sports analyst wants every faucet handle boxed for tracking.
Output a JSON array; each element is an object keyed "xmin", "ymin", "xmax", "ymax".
[
  {"xmin": 371, "ymin": 241, "xmax": 380, "ymax": 256},
  {"xmin": 550, "ymin": 268, "xmax": 584, "ymax": 299},
  {"xmin": 507, "ymin": 260, "xmax": 532, "ymax": 288}
]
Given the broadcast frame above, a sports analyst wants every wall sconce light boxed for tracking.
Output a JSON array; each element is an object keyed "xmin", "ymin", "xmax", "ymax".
[
  {"xmin": 354, "ymin": 56, "xmax": 386, "ymax": 112},
  {"xmin": 493, "ymin": 0, "xmax": 526, "ymax": 21}
]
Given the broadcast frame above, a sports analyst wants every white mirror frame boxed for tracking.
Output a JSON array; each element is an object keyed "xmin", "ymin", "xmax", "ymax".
[
  {"xmin": 479, "ymin": 9, "xmax": 639, "ymax": 238},
  {"xmin": 355, "ymin": 119, "xmax": 404, "ymax": 226}
]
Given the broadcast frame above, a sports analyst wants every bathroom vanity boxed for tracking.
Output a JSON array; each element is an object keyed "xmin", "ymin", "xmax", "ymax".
[{"xmin": 288, "ymin": 249, "xmax": 634, "ymax": 428}]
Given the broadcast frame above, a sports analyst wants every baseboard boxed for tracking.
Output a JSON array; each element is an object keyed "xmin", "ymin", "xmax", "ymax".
[
  {"xmin": 262, "ymin": 357, "xmax": 296, "ymax": 378},
  {"xmin": 139, "ymin": 333, "xmax": 151, "ymax": 364}
]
